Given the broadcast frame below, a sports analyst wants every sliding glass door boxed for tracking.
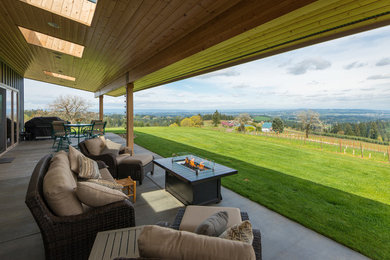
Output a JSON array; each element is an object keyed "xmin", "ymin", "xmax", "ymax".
[{"xmin": 0, "ymin": 86, "xmax": 19, "ymax": 154}]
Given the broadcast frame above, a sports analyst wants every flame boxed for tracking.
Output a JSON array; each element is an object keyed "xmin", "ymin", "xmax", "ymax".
[
  {"xmin": 190, "ymin": 158, "xmax": 195, "ymax": 167},
  {"xmin": 199, "ymin": 161, "xmax": 204, "ymax": 170}
]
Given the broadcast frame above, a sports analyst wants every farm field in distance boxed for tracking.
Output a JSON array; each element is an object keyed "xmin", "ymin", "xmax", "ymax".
[{"xmin": 107, "ymin": 126, "xmax": 390, "ymax": 259}]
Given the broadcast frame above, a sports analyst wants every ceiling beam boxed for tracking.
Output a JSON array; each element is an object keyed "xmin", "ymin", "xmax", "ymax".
[{"xmin": 94, "ymin": 72, "xmax": 129, "ymax": 97}]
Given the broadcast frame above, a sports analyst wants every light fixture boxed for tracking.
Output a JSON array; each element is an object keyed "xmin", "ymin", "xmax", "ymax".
[
  {"xmin": 44, "ymin": 71, "xmax": 76, "ymax": 82},
  {"xmin": 20, "ymin": 0, "xmax": 97, "ymax": 26},
  {"xmin": 48, "ymin": 22, "xmax": 60, "ymax": 29},
  {"xmin": 19, "ymin": 26, "xmax": 84, "ymax": 58}
]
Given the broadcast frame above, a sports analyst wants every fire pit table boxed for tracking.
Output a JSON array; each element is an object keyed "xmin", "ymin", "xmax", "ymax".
[{"xmin": 153, "ymin": 154, "xmax": 238, "ymax": 205}]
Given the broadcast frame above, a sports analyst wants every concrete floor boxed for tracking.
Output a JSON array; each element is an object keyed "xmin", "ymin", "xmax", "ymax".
[{"xmin": 0, "ymin": 133, "xmax": 368, "ymax": 260}]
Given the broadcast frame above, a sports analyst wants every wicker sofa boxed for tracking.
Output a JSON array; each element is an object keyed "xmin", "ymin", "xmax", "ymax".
[
  {"xmin": 25, "ymin": 154, "xmax": 136, "ymax": 260},
  {"xmin": 171, "ymin": 207, "xmax": 262, "ymax": 260}
]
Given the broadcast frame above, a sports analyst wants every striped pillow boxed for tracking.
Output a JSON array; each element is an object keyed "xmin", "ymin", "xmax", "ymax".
[
  {"xmin": 78, "ymin": 156, "xmax": 101, "ymax": 179},
  {"xmin": 86, "ymin": 179, "xmax": 123, "ymax": 190}
]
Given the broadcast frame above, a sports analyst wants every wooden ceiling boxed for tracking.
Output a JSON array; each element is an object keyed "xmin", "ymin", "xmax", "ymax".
[{"xmin": 1, "ymin": 0, "xmax": 390, "ymax": 97}]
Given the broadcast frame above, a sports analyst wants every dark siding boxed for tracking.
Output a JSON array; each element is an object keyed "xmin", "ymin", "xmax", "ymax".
[{"xmin": 0, "ymin": 60, "xmax": 24, "ymax": 140}]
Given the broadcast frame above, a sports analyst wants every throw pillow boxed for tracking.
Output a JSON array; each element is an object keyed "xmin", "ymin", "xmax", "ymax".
[
  {"xmin": 68, "ymin": 145, "xmax": 84, "ymax": 173},
  {"xmin": 78, "ymin": 156, "xmax": 101, "ymax": 179},
  {"xmin": 96, "ymin": 160, "xmax": 108, "ymax": 169},
  {"xmin": 76, "ymin": 181, "xmax": 128, "ymax": 207},
  {"xmin": 105, "ymin": 139, "xmax": 123, "ymax": 150},
  {"xmin": 43, "ymin": 151, "xmax": 83, "ymax": 216},
  {"xmin": 138, "ymin": 225, "xmax": 256, "ymax": 260},
  {"xmin": 99, "ymin": 167, "xmax": 115, "ymax": 182},
  {"xmin": 84, "ymin": 137, "xmax": 105, "ymax": 156},
  {"xmin": 194, "ymin": 211, "xmax": 228, "ymax": 236},
  {"xmin": 86, "ymin": 179, "xmax": 123, "ymax": 190},
  {"xmin": 219, "ymin": 220, "xmax": 254, "ymax": 245}
]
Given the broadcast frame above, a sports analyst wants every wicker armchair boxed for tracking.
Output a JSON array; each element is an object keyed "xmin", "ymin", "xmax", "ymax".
[
  {"xmin": 25, "ymin": 154, "xmax": 136, "ymax": 260},
  {"xmin": 79, "ymin": 140, "xmax": 154, "ymax": 185},
  {"xmin": 171, "ymin": 208, "xmax": 262, "ymax": 260}
]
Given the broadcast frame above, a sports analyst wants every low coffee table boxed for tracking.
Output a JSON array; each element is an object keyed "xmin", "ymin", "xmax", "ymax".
[{"xmin": 153, "ymin": 155, "xmax": 237, "ymax": 205}]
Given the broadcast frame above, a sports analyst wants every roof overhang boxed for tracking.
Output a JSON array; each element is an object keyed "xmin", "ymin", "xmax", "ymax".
[{"xmin": 1, "ymin": 0, "xmax": 390, "ymax": 98}]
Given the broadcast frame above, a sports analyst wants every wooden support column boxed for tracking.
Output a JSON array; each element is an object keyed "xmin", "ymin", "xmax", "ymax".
[
  {"xmin": 99, "ymin": 95, "xmax": 104, "ymax": 120},
  {"xmin": 126, "ymin": 83, "xmax": 134, "ymax": 154}
]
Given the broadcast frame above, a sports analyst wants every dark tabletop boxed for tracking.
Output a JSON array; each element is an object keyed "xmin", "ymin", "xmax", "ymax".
[{"xmin": 153, "ymin": 156, "xmax": 237, "ymax": 184}]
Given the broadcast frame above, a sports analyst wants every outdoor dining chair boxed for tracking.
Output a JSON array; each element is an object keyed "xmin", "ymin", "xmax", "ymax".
[
  {"xmin": 84, "ymin": 120, "xmax": 106, "ymax": 139},
  {"xmin": 51, "ymin": 121, "xmax": 72, "ymax": 151}
]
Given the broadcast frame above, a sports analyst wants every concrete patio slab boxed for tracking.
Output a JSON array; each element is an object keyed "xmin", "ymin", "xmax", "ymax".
[{"xmin": 0, "ymin": 133, "xmax": 368, "ymax": 260}]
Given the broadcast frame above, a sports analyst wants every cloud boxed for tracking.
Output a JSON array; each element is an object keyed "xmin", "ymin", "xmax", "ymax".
[
  {"xmin": 343, "ymin": 61, "xmax": 366, "ymax": 70},
  {"xmin": 367, "ymin": 74, "xmax": 390, "ymax": 80},
  {"xmin": 233, "ymin": 84, "xmax": 249, "ymax": 89},
  {"xmin": 197, "ymin": 69, "xmax": 240, "ymax": 79},
  {"xmin": 376, "ymin": 58, "xmax": 390, "ymax": 66},
  {"xmin": 360, "ymin": 87, "xmax": 374, "ymax": 91},
  {"xmin": 287, "ymin": 58, "xmax": 331, "ymax": 75}
]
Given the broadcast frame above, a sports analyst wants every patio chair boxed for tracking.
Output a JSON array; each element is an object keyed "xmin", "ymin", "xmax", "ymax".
[
  {"xmin": 84, "ymin": 121, "xmax": 106, "ymax": 139},
  {"xmin": 51, "ymin": 121, "xmax": 72, "ymax": 151},
  {"xmin": 79, "ymin": 139, "xmax": 154, "ymax": 185}
]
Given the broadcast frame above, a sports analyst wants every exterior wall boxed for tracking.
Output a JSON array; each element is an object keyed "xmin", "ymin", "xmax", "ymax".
[{"xmin": 0, "ymin": 60, "xmax": 24, "ymax": 154}]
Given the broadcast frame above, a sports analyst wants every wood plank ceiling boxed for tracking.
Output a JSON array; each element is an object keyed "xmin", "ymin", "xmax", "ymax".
[{"xmin": 0, "ymin": 0, "xmax": 390, "ymax": 97}]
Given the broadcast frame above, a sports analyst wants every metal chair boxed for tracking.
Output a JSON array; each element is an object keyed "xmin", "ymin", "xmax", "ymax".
[
  {"xmin": 51, "ymin": 121, "xmax": 71, "ymax": 151},
  {"xmin": 84, "ymin": 121, "xmax": 106, "ymax": 139}
]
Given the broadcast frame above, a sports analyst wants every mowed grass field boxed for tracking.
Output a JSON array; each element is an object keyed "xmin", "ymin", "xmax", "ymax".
[{"xmin": 108, "ymin": 127, "xmax": 390, "ymax": 259}]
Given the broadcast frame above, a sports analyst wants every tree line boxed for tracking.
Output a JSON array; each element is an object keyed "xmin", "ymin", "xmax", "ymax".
[{"xmin": 328, "ymin": 121, "xmax": 390, "ymax": 142}]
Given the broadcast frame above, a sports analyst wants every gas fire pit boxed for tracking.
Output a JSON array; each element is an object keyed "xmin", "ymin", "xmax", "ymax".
[{"xmin": 153, "ymin": 154, "xmax": 237, "ymax": 205}]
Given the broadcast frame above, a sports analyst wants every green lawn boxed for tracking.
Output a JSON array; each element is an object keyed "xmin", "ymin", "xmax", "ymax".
[{"xmin": 110, "ymin": 127, "xmax": 389, "ymax": 259}]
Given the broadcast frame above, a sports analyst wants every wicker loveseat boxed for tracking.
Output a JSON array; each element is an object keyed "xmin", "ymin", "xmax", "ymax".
[
  {"xmin": 172, "ymin": 207, "xmax": 262, "ymax": 260},
  {"xmin": 25, "ymin": 154, "xmax": 136, "ymax": 260}
]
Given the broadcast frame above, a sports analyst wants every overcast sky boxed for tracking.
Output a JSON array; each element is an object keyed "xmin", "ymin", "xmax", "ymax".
[{"xmin": 25, "ymin": 25, "xmax": 390, "ymax": 112}]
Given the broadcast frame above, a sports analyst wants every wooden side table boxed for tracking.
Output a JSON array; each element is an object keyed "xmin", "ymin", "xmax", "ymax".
[
  {"xmin": 115, "ymin": 176, "xmax": 136, "ymax": 203},
  {"xmin": 89, "ymin": 226, "xmax": 145, "ymax": 259}
]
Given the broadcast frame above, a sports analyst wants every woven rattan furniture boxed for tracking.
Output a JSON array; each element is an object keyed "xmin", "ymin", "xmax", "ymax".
[
  {"xmin": 79, "ymin": 140, "xmax": 154, "ymax": 185},
  {"xmin": 25, "ymin": 154, "xmax": 136, "ymax": 260},
  {"xmin": 172, "ymin": 207, "xmax": 262, "ymax": 260}
]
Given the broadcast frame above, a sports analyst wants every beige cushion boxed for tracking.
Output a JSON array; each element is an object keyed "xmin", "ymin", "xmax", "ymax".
[
  {"xmin": 76, "ymin": 181, "xmax": 128, "ymax": 207},
  {"xmin": 78, "ymin": 156, "xmax": 101, "ymax": 179},
  {"xmin": 180, "ymin": 206, "xmax": 242, "ymax": 232},
  {"xmin": 220, "ymin": 220, "xmax": 254, "ymax": 244},
  {"xmin": 86, "ymin": 179, "xmax": 123, "ymax": 190},
  {"xmin": 105, "ymin": 139, "xmax": 123, "ymax": 150},
  {"xmin": 138, "ymin": 225, "xmax": 255, "ymax": 260},
  {"xmin": 43, "ymin": 151, "xmax": 83, "ymax": 216},
  {"xmin": 84, "ymin": 137, "xmax": 105, "ymax": 156},
  {"xmin": 68, "ymin": 145, "xmax": 84, "ymax": 173},
  {"xmin": 117, "ymin": 154, "xmax": 153, "ymax": 166},
  {"xmin": 99, "ymin": 167, "xmax": 115, "ymax": 182}
]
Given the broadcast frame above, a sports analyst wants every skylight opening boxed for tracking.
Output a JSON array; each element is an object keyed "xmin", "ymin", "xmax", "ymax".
[
  {"xmin": 19, "ymin": 27, "xmax": 84, "ymax": 58},
  {"xmin": 20, "ymin": 0, "xmax": 97, "ymax": 26},
  {"xmin": 44, "ymin": 71, "xmax": 76, "ymax": 82}
]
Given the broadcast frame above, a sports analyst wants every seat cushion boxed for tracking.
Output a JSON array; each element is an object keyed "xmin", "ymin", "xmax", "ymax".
[
  {"xmin": 117, "ymin": 154, "xmax": 153, "ymax": 166},
  {"xmin": 138, "ymin": 225, "xmax": 255, "ymax": 260},
  {"xmin": 180, "ymin": 206, "xmax": 242, "ymax": 232},
  {"xmin": 84, "ymin": 137, "xmax": 105, "ymax": 156},
  {"xmin": 43, "ymin": 151, "xmax": 84, "ymax": 216},
  {"xmin": 76, "ymin": 181, "xmax": 128, "ymax": 207}
]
